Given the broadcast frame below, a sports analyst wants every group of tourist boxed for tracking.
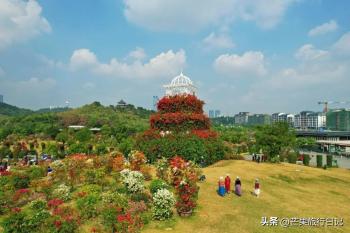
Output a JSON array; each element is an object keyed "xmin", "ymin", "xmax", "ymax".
[
  {"xmin": 218, "ymin": 174, "xmax": 260, "ymax": 197},
  {"xmin": 252, "ymin": 153, "xmax": 267, "ymax": 163},
  {"xmin": 0, "ymin": 162, "xmax": 10, "ymax": 172}
]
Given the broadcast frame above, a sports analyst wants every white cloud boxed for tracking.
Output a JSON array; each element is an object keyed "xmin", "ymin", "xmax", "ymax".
[
  {"xmin": 308, "ymin": 20, "xmax": 338, "ymax": 37},
  {"xmin": 123, "ymin": 0, "xmax": 296, "ymax": 32},
  {"xmin": 0, "ymin": 0, "xmax": 51, "ymax": 49},
  {"xmin": 202, "ymin": 32, "xmax": 235, "ymax": 50},
  {"xmin": 70, "ymin": 48, "xmax": 186, "ymax": 79},
  {"xmin": 332, "ymin": 32, "xmax": 350, "ymax": 56},
  {"xmin": 295, "ymin": 44, "xmax": 329, "ymax": 61},
  {"xmin": 127, "ymin": 47, "xmax": 146, "ymax": 60},
  {"xmin": 213, "ymin": 51, "xmax": 267, "ymax": 77},
  {"xmin": 236, "ymin": 32, "xmax": 350, "ymax": 112}
]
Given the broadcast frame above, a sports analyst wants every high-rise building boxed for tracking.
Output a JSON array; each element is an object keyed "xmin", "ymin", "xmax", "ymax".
[
  {"xmin": 209, "ymin": 110, "xmax": 215, "ymax": 118},
  {"xmin": 271, "ymin": 113, "xmax": 294, "ymax": 127},
  {"xmin": 209, "ymin": 110, "xmax": 221, "ymax": 118},
  {"xmin": 248, "ymin": 114, "xmax": 271, "ymax": 125},
  {"xmin": 234, "ymin": 112, "xmax": 250, "ymax": 125},
  {"xmin": 327, "ymin": 109, "xmax": 350, "ymax": 131},
  {"xmin": 299, "ymin": 111, "xmax": 314, "ymax": 130},
  {"xmin": 307, "ymin": 112, "xmax": 326, "ymax": 130},
  {"xmin": 0, "ymin": 94, "xmax": 3, "ymax": 103}
]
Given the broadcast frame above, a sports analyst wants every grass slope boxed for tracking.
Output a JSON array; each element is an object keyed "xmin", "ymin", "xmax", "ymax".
[{"xmin": 143, "ymin": 160, "xmax": 350, "ymax": 233}]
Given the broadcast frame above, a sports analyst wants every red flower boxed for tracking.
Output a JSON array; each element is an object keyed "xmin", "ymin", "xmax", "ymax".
[
  {"xmin": 48, "ymin": 198, "xmax": 64, "ymax": 209},
  {"xmin": 11, "ymin": 207, "xmax": 21, "ymax": 213},
  {"xmin": 117, "ymin": 213, "xmax": 133, "ymax": 224},
  {"xmin": 54, "ymin": 220, "xmax": 62, "ymax": 229},
  {"xmin": 0, "ymin": 171, "xmax": 11, "ymax": 176}
]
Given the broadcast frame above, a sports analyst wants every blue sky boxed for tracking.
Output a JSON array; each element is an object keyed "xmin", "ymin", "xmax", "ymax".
[{"xmin": 0, "ymin": 0, "xmax": 350, "ymax": 115}]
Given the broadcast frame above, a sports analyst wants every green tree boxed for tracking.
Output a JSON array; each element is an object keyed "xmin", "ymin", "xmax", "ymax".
[
  {"xmin": 255, "ymin": 122, "xmax": 296, "ymax": 161},
  {"xmin": 75, "ymin": 128, "xmax": 92, "ymax": 143}
]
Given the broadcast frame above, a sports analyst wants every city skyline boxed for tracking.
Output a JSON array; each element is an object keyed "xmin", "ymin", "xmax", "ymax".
[{"xmin": 0, "ymin": 1, "xmax": 350, "ymax": 114}]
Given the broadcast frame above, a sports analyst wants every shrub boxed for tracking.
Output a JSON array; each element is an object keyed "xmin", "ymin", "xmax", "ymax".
[
  {"xmin": 101, "ymin": 191, "xmax": 128, "ymax": 208},
  {"xmin": 155, "ymin": 157, "xmax": 169, "ymax": 182},
  {"xmin": 317, "ymin": 155, "xmax": 323, "ymax": 168},
  {"xmin": 169, "ymin": 156, "xmax": 199, "ymax": 216},
  {"xmin": 52, "ymin": 184, "xmax": 71, "ymax": 201},
  {"xmin": 76, "ymin": 194, "xmax": 100, "ymax": 219},
  {"xmin": 85, "ymin": 168, "xmax": 106, "ymax": 185},
  {"xmin": 150, "ymin": 179, "xmax": 169, "ymax": 194},
  {"xmin": 28, "ymin": 166, "xmax": 46, "ymax": 179},
  {"xmin": 27, "ymin": 209, "xmax": 51, "ymax": 231},
  {"xmin": 101, "ymin": 208, "xmax": 119, "ymax": 232},
  {"xmin": 326, "ymin": 155, "xmax": 333, "ymax": 167},
  {"xmin": 12, "ymin": 173, "xmax": 30, "ymax": 189},
  {"xmin": 129, "ymin": 150, "xmax": 146, "ymax": 171},
  {"xmin": 303, "ymin": 154, "xmax": 310, "ymax": 166},
  {"xmin": 130, "ymin": 192, "xmax": 152, "ymax": 204},
  {"xmin": 140, "ymin": 165, "xmax": 152, "ymax": 181},
  {"xmin": 136, "ymin": 134, "xmax": 225, "ymax": 165},
  {"xmin": 29, "ymin": 199, "xmax": 47, "ymax": 211},
  {"xmin": 75, "ymin": 184, "xmax": 102, "ymax": 196},
  {"xmin": 1, "ymin": 210, "xmax": 29, "ymax": 233},
  {"xmin": 152, "ymin": 188, "xmax": 175, "ymax": 220},
  {"xmin": 120, "ymin": 169, "xmax": 144, "ymax": 193},
  {"xmin": 287, "ymin": 152, "xmax": 297, "ymax": 164}
]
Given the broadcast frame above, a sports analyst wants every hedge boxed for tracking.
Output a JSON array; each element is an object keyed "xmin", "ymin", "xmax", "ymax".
[
  {"xmin": 326, "ymin": 155, "xmax": 333, "ymax": 167},
  {"xmin": 135, "ymin": 134, "xmax": 225, "ymax": 165},
  {"xmin": 303, "ymin": 154, "xmax": 310, "ymax": 166},
  {"xmin": 316, "ymin": 155, "xmax": 323, "ymax": 168}
]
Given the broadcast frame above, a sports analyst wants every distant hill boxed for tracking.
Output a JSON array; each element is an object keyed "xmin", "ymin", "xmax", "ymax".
[
  {"xmin": 0, "ymin": 102, "xmax": 33, "ymax": 116},
  {"xmin": 0, "ymin": 101, "xmax": 154, "ymax": 140},
  {"xmin": 36, "ymin": 107, "xmax": 71, "ymax": 114}
]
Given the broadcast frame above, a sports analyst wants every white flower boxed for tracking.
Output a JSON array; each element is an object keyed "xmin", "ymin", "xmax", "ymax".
[
  {"xmin": 152, "ymin": 188, "xmax": 175, "ymax": 220},
  {"xmin": 120, "ymin": 169, "xmax": 144, "ymax": 193}
]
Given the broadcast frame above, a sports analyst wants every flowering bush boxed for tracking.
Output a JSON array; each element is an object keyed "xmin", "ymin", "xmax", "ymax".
[
  {"xmin": 48, "ymin": 198, "xmax": 64, "ymax": 209},
  {"xmin": 152, "ymin": 188, "xmax": 175, "ymax": 220},
  {"xmin": 76, "ymin": 193, "xmax": 100, "ymax": 219},
  {"xmin": 111, "ymin": 153, "xmax": 125, "ymax": 172},
  {"xmin": 13, "ymin": 188, "xmax": 31, "ymax": 203},
  {"xmin": 101, "ymin": 191, "xmax": 128, "ymax": 208},
  {"xmin": 191, "ymin": 129, "xmax": 218, "ymax": 139},
  {"xmin": 120, "ymin": 169, "xmax": 144, "ymax": 193},
  {"xmin": 169, "ymin": 156, "xmax": 199, "ymax": 216},
  {"xmin": 52, "ymin": 184, "xmax": 71, "ymax": 201},
  {"xmin": 129, "ymin": 150, "xmax": 147, "ymax": 171},
  {"xmin": 139, "ymin": 165, "xmax": 152, "ymax": 181},
  {"xmin": 155, "ymin": 158, "xmax": 169, "ymax": 182},
  {"xmin": 157, "ymin": 95, "xmax": 204, "ymax": 113},
  {"xmin": 149, "ymin": 179, "xmax": 170, "ymax": 194},
  {"xmin": 150, "ymin": 112, "xmax": 210, "ymax": 131}
]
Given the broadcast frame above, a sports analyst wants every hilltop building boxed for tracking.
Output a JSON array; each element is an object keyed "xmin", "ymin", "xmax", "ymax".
[
  {"xmin": 117, "ymin": 99, "xmax": 127, "ymax": 108},
  {"xmin": 164, "ymin": 72, "xmax": 196, "ymax": 96}
]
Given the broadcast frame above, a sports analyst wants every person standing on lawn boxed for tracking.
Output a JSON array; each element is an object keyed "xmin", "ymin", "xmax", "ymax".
[
  {"xmin": 225, "ymin": 174, "xmax": 231, "ymax": 194},
  {"xmin": 218, "ymin": 176, "xmax": 226, "ymax": 196}
]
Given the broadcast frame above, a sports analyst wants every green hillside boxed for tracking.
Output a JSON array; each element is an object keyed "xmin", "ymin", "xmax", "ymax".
[
  {"xmin": 0, "ymin": 102, "xmax": 33, "ymax": 116},
  {"xmin": 0, "ymin": 101, "xmax": 153, "ymax": 141}
]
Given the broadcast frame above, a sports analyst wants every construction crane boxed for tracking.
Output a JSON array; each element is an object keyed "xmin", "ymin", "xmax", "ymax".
[{"xmin": 318, "ymin": 101, "xmax": 350, "ymax": 113}]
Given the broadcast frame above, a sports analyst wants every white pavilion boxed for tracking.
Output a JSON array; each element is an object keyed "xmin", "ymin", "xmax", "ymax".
[{"xmin": 163, "ymin": 72, "xmax": 196, "ymax": 96}]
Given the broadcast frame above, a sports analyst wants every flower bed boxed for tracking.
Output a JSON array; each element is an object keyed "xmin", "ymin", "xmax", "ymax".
[
  {"xmin": 157, "ymin": 94, "xmax": 204, "ymax": 113},
  {"xmin": 150, "ymin": 112, "xmax": 210, "ymax": 131}
]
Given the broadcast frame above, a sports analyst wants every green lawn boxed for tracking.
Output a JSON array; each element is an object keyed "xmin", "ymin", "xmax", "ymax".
[{"xmin": 143, "ymin": 160, "xmax": 350, "ymax": 233}]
